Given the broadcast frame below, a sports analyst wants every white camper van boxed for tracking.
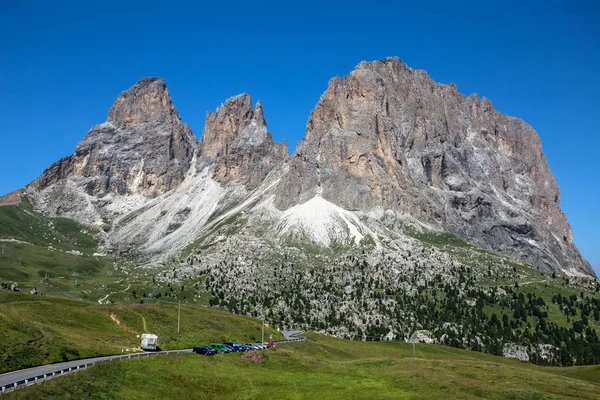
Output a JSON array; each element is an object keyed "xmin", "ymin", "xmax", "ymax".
[{"xmin": 141, "ymin": 333, "xmax": 158, "ymax": 351}]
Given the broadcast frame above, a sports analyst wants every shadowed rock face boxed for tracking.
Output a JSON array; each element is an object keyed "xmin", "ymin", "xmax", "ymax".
[
  {"xmin": 34, "ymin": 77, "xmax": 196, "ymax": 198},
  {"xmin": 275, "ymin": 57, "xmax": 592, "ymax": 275},
  {"xmin": 198, "ymin": 93, "xmax": 288, "ymax": 189}
]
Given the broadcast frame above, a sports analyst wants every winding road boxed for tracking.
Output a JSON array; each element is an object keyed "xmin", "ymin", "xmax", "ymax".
[
  {"xmin": 0, "ymin": 334, "xmax": 305, "ymax": 395},
  {"xmin": 0, "ymin": 350, "xmax": 191, "ymax": 394}
]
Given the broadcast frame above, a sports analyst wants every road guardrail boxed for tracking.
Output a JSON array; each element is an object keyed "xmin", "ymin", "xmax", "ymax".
[
  {"xmin": 0, "ymin": 338, "xmax": 305, "ymax": 395},
  {"xmin": 0, "ymin": 349, "xmax": 191, "ymax": 396}
]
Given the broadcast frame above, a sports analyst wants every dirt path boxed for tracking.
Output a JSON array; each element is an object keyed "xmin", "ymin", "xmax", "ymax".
[
  {"xmin": 134, "ymin": 311, "xmax": 148, "ymax": 332},
  {"xmin": 97, "ymin": 282, "xmax": 132, "ymax": 304},
  {"xmin": 98, "ymin": 294, "xmax": 110, "ymax": 304},
  {"xmin": 108, "ymin": 313, "xmax": 138, "ymax": 334},
  {"xmin": 521, "ymin": 279, "xmax": 547, "ymax": 286}
]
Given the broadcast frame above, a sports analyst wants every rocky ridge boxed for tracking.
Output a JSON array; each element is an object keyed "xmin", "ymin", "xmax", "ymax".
[
  {"xmin": 198, "ymin": 93, "xmax": 288, "ymax": 189},
  {"xmin": 26, "ymin": 78, "xmax": 197, "ymax": 226},
  {"xmin": 275, "ymin": 57, "xmax": 592, "ymax": 276},
  {"xmin": 4, "ymin": 58, "xmax": 594, "ymax": 277}
]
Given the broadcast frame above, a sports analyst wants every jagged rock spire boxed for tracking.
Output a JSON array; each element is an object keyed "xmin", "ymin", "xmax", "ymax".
[
  {"xmin": 198, "ymin": 93, "xmax": 254, "ymax": 158},
  {"xmin": 254, "ymin": 100, "xmax": 266, "ymax": 127},
  {"xmin": 198, "ymin": 94, "xmax": 288, "ymax": 189},
  {"xmin": 107, "ymin": 77, "xmax": 180, "ymax": 128},
  {"xmin": 31, "ymin": 77, "xmax": 196, "ymax": 202}
]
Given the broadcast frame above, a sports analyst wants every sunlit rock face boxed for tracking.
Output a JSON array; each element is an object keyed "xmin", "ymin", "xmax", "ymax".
[
  {"xmin": 197, "ymin": 93, "xmax": 288, "ymax": 190},
  {"xmin": 275, "ymin": 57, "xmax": 593, "ymax": 275},
  {"xmin": 34, "ymin": 77, "xmax": 196, "ymax": 199},
  {"xmin": 14, "ymin": 59, "xmax": 593, "ymax": 276}
]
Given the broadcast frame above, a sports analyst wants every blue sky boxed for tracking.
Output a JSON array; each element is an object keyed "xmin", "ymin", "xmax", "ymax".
[{"xmin": 0, "ymin": 1, "xmax": 598, "ymax": 273}]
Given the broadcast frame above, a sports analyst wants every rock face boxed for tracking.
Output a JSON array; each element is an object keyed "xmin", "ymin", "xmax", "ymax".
[
  {"xmin": 13, "ymin": 59, "xmax": 593, "ymax": 277},
  {"xmin": 198, "ymin": 93, "xmax": 288, "ymax": 189},
  {"xmin": 25, "ymin": 78, "xmax": 197, "ymax": 221},
  {"xmin": 36, "ymin": 78, "xmax": 196, "ymax": 198},
  {"xmin": 275, "ymin": 57, "xmax": 593, "ymax": 276}
]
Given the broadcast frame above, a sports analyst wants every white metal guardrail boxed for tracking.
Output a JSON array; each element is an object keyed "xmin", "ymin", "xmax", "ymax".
[
  {"xmin": 0, "ymin": 349, "xmax": 191, "ymax": 396},
  {"xmin": 0, "ymin": 338, "xmax": 305, "ymax": 395},
  {"xmin": 273, "ymin": 337, "xmax": 306, "ymax": 344}
]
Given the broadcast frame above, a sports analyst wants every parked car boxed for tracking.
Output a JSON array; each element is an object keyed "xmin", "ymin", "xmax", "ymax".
[
  {"xmin": 244, "ymin": 343, "xmax": 259, "ymax": 350},
  {"xmin": 193, "ymin": 346, "xmax": 216, "ymax": 356},
  {"xmin": 222, "ymin": 344, "xmax": 235, "ymax": 352},
  {"xmin": 223, "ymin": 341, "xmax": 249, "ymax": 352},
  {"xmin": 209, "ymin": 343, "xmax": 232, "ymax": 354},
  {"xmin": 253, "ymin": 342, "xmax": 268, "ymax": 349},
  {"xmin": 266, "ymin": 342, "xmax": 278, "ymax": 348}
]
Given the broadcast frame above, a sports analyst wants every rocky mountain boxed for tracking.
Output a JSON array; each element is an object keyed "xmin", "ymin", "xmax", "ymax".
[
  {"xmin": 25, "ymin": 77, "xmax": 196, "ymax": 228},
  {"xmin": 197, "ymin": 93, "xmax": 288, "ymax": 189},
  {"xmin": 275, "ymin": 58, "xmax": 593, "ymax": 276},
  {"xmin": 4, "ymin": 58, "xmax": 594, "ymax": 277}
]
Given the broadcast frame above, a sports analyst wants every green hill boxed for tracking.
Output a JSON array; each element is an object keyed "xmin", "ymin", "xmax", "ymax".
[
  {"xmin": 0, "ymin": 197, "xmax": 117, "ymax": 300},
  {"xmin": 5, "ymin": 333, "xmax": 600, "ymax": 399},
  {"xmin": 0, "ymin": 291, "xmax": 283, "ymax": 373}
]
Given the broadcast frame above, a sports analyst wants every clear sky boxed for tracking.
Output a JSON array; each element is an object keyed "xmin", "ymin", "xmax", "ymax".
[{"xmin": 1, "ymin": 1, "xmax": 598, "ymax": 273}]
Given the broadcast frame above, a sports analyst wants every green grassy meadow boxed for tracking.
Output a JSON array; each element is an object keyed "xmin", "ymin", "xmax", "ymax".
[
  {"xmin": 0, "ymin": 291, "xmax": 283, "ymax": 373},
  {"xmin": 5, "ymin": 333, "xmax": 600, "ymax": 399}
]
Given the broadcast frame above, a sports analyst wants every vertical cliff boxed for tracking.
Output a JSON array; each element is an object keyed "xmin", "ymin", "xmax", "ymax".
[{"xmin": 275, "ymin": 57, "xmax": 592, "ymax": 275}]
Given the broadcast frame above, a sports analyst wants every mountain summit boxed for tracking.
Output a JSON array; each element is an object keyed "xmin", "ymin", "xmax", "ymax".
[
  {"xmin": 275, "ymin": 57, "xmax": 592, "ymax": 276},
  {"xmin": 7, "ymin": 58, "xmax": 594, "ymax": 277}
]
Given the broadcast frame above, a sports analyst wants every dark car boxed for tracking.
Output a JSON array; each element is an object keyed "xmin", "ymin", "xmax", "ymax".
[
  {"xmin": 222, "ymin": 343, "xmax": 236, "ymax": 352},
  {"xmin": 193, "ymin": 346, "xmax": 216, "ymax": 356},
  {"xmin": 223, "ymin": 341, "xmax": 249, "ymax": 352}
]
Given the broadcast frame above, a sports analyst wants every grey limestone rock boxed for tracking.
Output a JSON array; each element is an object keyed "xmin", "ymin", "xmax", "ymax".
[
  {"xmin": 198, "ymin": 93, "xmax": 288, "ymax": 190},
  {"xmin": 13, "ymin": 59, "xmax": 594, "ymax": 277},
  {"xmin": 33, "ymin": 77, "xmax": 196, "ymax": 198},
  {"xmin": 274, "ymin": 57, "xmax": 593, "ymax": 275}
]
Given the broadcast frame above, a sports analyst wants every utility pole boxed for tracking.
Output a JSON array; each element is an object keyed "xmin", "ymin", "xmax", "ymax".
[
  {"xmin": 177, "ymin": 301, "xmax": 181, "ymax": 334},
  {"xmin": 413, "ymin": 341, "xmax": 416, "ymax": 378},
  {"xmin": 261, "ymin": 317, "xmax": 265, "ymax": 344},
  {"xmin": 409, "ymin": 330, "xmax": 418, "ymax": 378}
]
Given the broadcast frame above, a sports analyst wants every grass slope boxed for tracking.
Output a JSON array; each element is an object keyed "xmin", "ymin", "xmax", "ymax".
[
  {"xmin": 0, "ymin": 291, "xmax": 283, "ymax": 373},
  {"xmin": 0, "ymin": 197, "xmax": 97, "ymax": 252},
  {"xmin": 6, "ymin": 333, "xmax": 600, "ymax": 399},
  {"xmin": 0, "ymin": 199, "xmax": 212, "ymax": 305},
  {"xmin": 0, "ymin": 197, "xmax": 118, "ymax": 300}
]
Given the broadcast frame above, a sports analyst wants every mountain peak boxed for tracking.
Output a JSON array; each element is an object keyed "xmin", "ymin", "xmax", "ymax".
[
  {"xmin": 276, "ymin": 57, "xmax": 594, "ymax": 276},
  {"xmin": 254, "ymin": 100, "xmax": 266, "ymax": 126},
  {"xmin": 107, "ymin": 77, "xmax": 179, "ymax": 128},
  {"xmin": 29, "ymin": 76, "xmax": 196, "ymax": 201},
  {"xmin": 199, "ymin": 93, "xmax": 254, "ymax": 158}
]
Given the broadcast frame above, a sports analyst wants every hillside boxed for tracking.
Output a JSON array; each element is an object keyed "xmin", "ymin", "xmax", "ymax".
[
  {"xmin": 1, "ymin": 57, "xmax": 598, "ymax": 380},
  {"xmin": 1, "ymin": 197, "xmax": 599, "ymax": 368},
  {"xmin": 0, "ymin": 291, "xmax": 283, "ymax": 373},
  {"xmin": 5, "ymin": 333, "xmax": 600, "ymax": 399},
  {"xmin": 13, "ymin": 58, "xmax": 593, "ymax": 277}
]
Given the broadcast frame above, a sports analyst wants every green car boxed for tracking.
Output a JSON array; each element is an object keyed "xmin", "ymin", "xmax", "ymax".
[{"xmin": 209, "ymin": 343, "xmax": 232, "ymax": 354}]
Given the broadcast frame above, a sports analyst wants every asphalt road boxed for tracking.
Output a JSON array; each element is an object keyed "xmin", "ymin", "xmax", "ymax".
[
  {"xmin": 0, "ymin": 349, "xmax": 191, "ymax": 390},
  {"xmin": 281, "ymin": 330, "xmax": 304, "ymax": 339},
  {"xmin": 0, "ymin": 337, "xmax": 305, "ymax": 393}
]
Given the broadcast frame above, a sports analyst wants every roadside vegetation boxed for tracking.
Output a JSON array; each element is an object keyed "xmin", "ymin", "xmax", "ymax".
[
  {"xmin": 0, "ymin": 291, "xmax": 282, "ymax": 373},
  {"xmin": 5, "ymin": 333, "xmax": 600, "ymax": 399}
]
